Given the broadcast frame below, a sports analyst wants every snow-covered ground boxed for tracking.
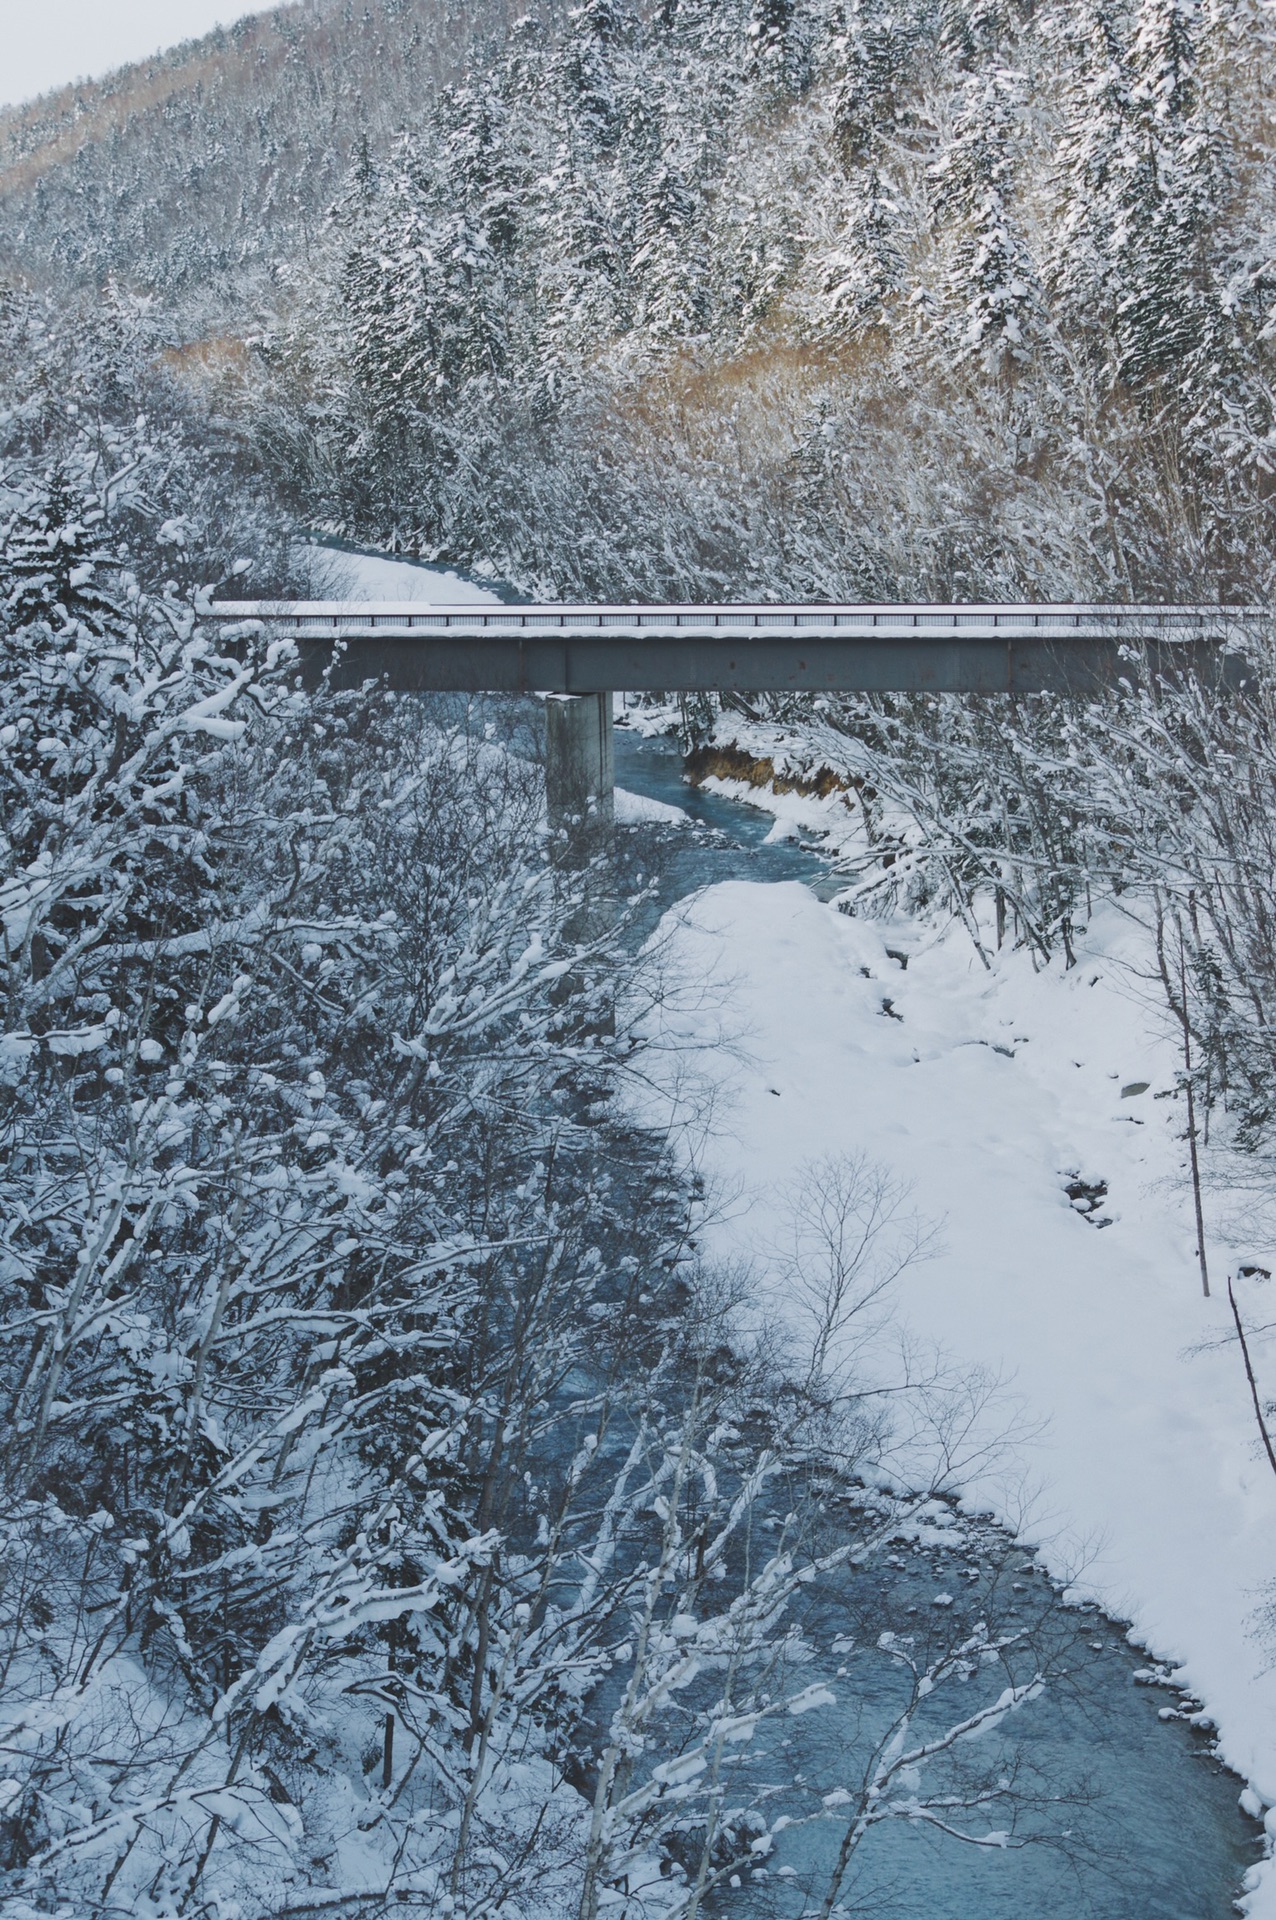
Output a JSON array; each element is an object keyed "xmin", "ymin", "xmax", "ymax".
[
  {"xmin": 308, "ymin": 545, "xmax": 506, "ymax": 604},
  {"xmin": 614, "ymin": 786, "xmax": 689, "ymax": 826},
  {"xmin": 647, "ymin": 864, "xmax": 1276, "ymax": 1913}
]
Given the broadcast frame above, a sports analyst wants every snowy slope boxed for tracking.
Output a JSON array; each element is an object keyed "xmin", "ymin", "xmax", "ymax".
[
  {"xmin": 648, "ymin": 879, "xmax": 1276, "ymax": 1912},
  {"xmin": 614, "ymin": 787, "xmax": 689, "ymax": 825},
  {"xmin": 319, "ymin": 548, "xmax": 506, "ymax": 604}
]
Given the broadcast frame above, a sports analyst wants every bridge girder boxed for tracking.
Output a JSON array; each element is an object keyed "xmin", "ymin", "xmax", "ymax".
[{"xmin": 208, "ymin": 601, "xmax": 1259, "ymax": 697}]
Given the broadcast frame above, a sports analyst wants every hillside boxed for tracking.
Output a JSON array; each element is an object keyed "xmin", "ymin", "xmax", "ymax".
[
  {"xmin": 0, "ymin": 0, "xmax": 534, "ymax": 316},
  {"xmin": 245, "ymin": 0, "xmax": 1276, "ymax": 605},
  {"xmin": 3, "ymin": 0, "xmax": 1273, "ymax": 607}
]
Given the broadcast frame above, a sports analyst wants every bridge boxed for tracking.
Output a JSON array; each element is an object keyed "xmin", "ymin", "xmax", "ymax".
[{"xmin": 207, "ymin": 598, "xmax": 1260, "ymax": 830}]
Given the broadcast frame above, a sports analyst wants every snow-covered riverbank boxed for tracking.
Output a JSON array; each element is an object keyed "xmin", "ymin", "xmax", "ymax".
[{"xmin": 646, "ymin": 863, "xmax": 1276, "ymax": 1913}]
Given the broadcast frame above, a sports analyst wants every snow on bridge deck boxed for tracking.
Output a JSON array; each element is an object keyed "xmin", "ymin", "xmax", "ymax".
[{"xmin": 208, "ymin": 600, "xmax": 1262, "ymax": 695}]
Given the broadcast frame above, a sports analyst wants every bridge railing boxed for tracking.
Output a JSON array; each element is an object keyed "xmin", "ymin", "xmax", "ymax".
[{"xmin": 208, "ymin": 600, "xmax": 1262, "ymax": 638}]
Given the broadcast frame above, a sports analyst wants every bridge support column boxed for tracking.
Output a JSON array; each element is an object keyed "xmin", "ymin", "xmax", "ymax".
[
  {"xmin": 545, "ymin": 696, "xmax": 615, "ymax": 1030},
  {"xmin": 545, "ymin": 692, "xmax": 614, "ymax": 845}
]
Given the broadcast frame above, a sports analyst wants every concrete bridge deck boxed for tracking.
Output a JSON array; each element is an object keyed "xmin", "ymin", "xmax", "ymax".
[{"xmin": 208, "ymin": 600, "xmax": 1261, "ymax": 696}]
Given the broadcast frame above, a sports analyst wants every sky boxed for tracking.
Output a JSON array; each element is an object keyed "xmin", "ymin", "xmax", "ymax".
[{"xmin": 1, "ymin": 3, "xmax": 268, "ymax": 112}]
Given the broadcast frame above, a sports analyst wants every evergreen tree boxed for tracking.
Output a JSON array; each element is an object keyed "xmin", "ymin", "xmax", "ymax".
[
  {"xmin": 828, "ymin": 0, "xmax": 917, "ymax": 175},
  {"xmin": 562, "ymin": 0, "xmax": 634, "ymax": 152},
  {"xmin": 1048, "ymin": 0, "xmax": 1132, "ymax": 320},
  {"xmin": 1113, "ymin": 0, "xmax": 1222, "ymax": 387},
  {"xmin": 809, "ymin": 168, "xmax": 906, "ymax": 336},
  {"xmin": 748, "ymin": 0, "xmax": 795, "ymax": 66},
  {"xmin": 929, "ymin": 69, "xmax": 1043, "ymax": 375},
  {"xmin": 1, "ymin": 467, "xmax": 118, "ymax": 640},
  {"xmin": 1052, "ymin": 0, "xmax": 1226, "ymax": 395},
  {"xmin": 938, "ymin": 0, "xmax": 1016, "ymax": 67},
  {"xmin": 624, "ymin": 93, "xmax": 709, "ymax": 337}
]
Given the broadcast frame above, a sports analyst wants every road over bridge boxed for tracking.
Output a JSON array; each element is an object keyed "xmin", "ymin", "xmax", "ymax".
[
  {"xmin": 209, "ymin": 598, "xmax": 1257, "ymax": 697},
  {"xmin": 208, "ymin": 598, "xmax": 1262, "ymax": 828}
]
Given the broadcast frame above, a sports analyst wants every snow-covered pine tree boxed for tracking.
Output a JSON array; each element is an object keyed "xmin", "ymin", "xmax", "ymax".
[
  {"xmin": 828, "ymin": 0, "xmax": 921, "ymax": 170},
  {"xmin": 806, "ymin": 168, "xmax": 906, "ymax": 338},
  {"xmin": 938, "ymin": 0, "xmax": 1016, "ymax": 68},
  {"xmin": 1113, "ymin": 0, "xmax": 1223, "ymax": 389},
  {"xmin": 624, "ymin": 91, "xmax": 708, "ymax": 338},
  {"xmin": 1052, "ymin": 0, "xmax": 1227, "ymax": 399},
  {"xmin": 534, "ymin": 0, "xmax": 644, "ymax": 356},
  {"xmin": 2, "ymin": 466, "xmax": 118, "ymax": 638},
  {"xmin": 928, "ymin": 67, "xmax": 1043, "ymax": 378},
  {"xmin": 1048, "ymin": 0, "xmax": 1134, "ymax": 327}
]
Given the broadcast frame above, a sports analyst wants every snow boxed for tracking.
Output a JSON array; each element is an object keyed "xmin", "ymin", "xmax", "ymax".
[
  {"xmin": 314, "ymin": 547, "xmax": 505, "ymax": 605},
  {"xmin": 647, "ymin": 878, "xmax": 1276, "ymax": 1911},
  {"xmin": 614, "ymin": 787, "xmax": 689, "ymax": 826},
  {"xmin": 702, "ymin": 776, "xmax": 858, "ymax": 851}
]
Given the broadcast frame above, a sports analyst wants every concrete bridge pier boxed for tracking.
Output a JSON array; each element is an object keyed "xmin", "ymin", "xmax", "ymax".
[
  {"xmin": 544, "ymin": 695, "xmax": 616, "ymax": 1028},
  {"xmin": 544, "ymin": 692, "xmax": 615, "ymax": 845}
]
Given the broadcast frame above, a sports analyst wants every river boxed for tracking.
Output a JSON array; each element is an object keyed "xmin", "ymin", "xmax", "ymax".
[{"xmin": 322, "ymin": 545, "xmax": 1262, "ymax": 1918}]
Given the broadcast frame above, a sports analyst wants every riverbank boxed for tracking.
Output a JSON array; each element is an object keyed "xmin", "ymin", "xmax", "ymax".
[{"xmin": 639, "ymin": 839, "xmax": 1276, "ymax": 1915}]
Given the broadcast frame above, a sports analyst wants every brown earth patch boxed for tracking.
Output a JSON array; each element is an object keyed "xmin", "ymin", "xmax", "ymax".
[
  {"xmin": 609, "ymin": 328, "xmax": 894, "ymax": 461},
  {"xmin": 685, "ymin": 743, "xmax": 865, "ymax": 800},
  {"xmin": 158, "ymin": 337, "xmax": 255, "ymax": 381}
]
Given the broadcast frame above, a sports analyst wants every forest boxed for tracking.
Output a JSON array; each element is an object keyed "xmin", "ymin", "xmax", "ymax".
[{"xmin": 4, "ymin": 0, "xmax": 1276, "ymax": 1911}]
